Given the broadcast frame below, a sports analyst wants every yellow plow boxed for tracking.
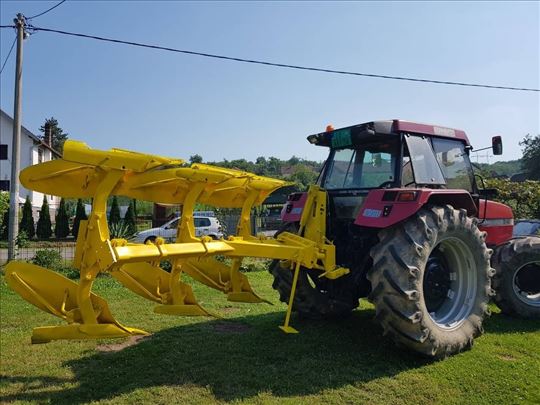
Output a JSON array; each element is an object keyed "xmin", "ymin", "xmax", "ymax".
[{"xmin": 4, "ymin": 140, "xmax": 348, "ymax": 343}]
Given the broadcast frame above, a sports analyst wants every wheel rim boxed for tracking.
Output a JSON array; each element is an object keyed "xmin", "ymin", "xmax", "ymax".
[
  {"xmin": 512, "ymin": 262, "xmax": 540, "ymax": 307},
  {"xmin": 423, "ymin": 237, "xmax": 478, "ymax": 330}
]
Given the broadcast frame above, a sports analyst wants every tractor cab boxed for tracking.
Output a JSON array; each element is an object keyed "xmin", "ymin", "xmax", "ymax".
[{"xmin": 282, "ymin": 120, "xmax": 512, "ymax": 247}]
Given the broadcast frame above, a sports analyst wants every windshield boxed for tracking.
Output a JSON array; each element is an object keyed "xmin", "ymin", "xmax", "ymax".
[{"xmin": 323, "ymin": 140, "xmax": 399, "ymax": 189}]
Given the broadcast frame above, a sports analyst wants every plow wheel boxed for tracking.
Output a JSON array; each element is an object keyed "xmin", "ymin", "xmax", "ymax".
[
  {"xmin": 268, "ymin": 223, "xmax": 359, "ymax": 319},
  {"xmin": 367, "ymin": 205, "xmax": 494, "ymax": 358},
  {"xmin": 492, "ymin": 236, "xmax": 540, "ymax": 319}
]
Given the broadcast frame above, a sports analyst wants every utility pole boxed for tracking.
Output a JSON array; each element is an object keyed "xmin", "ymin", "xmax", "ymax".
[{"xmin": 8, "ymin": 14, "xmax": 27, "ymax": 261}]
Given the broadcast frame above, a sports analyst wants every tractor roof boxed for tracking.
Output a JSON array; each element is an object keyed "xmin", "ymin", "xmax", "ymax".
[{"xmin": 307, "ymin": 119, "xmax": 471, "ymax": 147}]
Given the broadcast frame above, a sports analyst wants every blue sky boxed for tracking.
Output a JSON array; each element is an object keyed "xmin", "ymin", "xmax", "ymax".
[{"xmin": 1, "ymin": 1, "xmax": 538, "ymax": 163}]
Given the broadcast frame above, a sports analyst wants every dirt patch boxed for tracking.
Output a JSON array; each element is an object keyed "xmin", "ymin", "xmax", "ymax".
[
  {"xmin": 498, "ymin": 353, "xmax": 517, "ymax": 361},
  {"xmin": 96, "ymin": 335, "xmax": 151, "ymax": 353},
  {"xmin": 211, "ymin": 321, "xmax": 251, "ymax": 334}
]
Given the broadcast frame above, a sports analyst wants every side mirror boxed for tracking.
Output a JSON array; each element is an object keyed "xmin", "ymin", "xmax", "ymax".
[{"xmin": 492, "ymin": 136, "xmax": 503, "ymax": 155}]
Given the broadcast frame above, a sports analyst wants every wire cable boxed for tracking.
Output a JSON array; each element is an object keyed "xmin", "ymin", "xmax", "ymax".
[
  {"xmin": 26, "ymin": 0, "xmax": 67, "ymax": 20},
  {"xmin": 0, "ymin": 35, "xmax": 16, "ymax": 75},
  {"xmin": 27, "ymin": 25, "xmax": 539, "ymax": 92}
]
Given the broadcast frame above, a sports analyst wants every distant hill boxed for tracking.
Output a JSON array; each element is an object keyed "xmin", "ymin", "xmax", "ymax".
[{"xmin": 475, "ymin": 159, "xmax": 522, "ymax": 178}]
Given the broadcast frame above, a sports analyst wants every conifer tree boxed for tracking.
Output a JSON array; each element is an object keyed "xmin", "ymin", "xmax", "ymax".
[
  {"xmin": 123, "ymin": 200, "xmax": 137, "ymax": 235},
  {"xmin": 19, "ymin": 196, "xmax": 35, "ymax": 239},
  {"xmin": 0, "ymin": 208, "xmax": 9, "ymax": 240},
  {"xmin": 54, "ymin": 198, "xmax": 70, "ymax": 238},
  {"xmin": 109, "ymin": 196, "xmax": 121, "ymax": 225},
  {"xmin": 36, "ymin": 196, "xmax": 52, "ymax": 239},
  {"xmin": 72, "ymin": 198, "xmax": 87, "ymax": 238}
]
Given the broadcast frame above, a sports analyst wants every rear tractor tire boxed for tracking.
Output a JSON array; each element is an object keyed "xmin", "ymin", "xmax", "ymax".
[
  {"xmin": 492, "ymin": 236, "xmax": 540, "ymax": 319},
  {"xmin": 367, "ymin": 205, "xmax": 494, "ymax": 358},
  {"xmin": 268, "ymin": 223, "xmax": 359, "ymax": 319}
]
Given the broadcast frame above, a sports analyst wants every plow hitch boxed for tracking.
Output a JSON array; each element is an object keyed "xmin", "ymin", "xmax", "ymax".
[{"xmin": 5, "ymin": 140, "xmax": 347, "ymax": 342}]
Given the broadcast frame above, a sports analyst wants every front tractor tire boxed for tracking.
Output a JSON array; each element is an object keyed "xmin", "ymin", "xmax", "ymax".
[
  {"xmin": 268, "ymin": 223, "xmax": 359, "ymax": 319},
  {"xmin": 367, "ymin": 205, "xmax": 494, "ymax": 358},
  {"xmin": 492, "ymin": 236, "xmax": 540, "ymax": 319}
]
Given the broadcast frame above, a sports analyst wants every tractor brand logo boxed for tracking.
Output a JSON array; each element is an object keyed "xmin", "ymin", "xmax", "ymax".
[
  {"xmin": 363, "ymin": 208, "xmax": 382, "ymax": 218},
  {"xmin": 433, "ymin": 126, "xmax": 456, "ymax": 137}
]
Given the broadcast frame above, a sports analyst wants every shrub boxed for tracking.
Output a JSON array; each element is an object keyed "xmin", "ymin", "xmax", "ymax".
[
  {"xmin": 54, "ymin": 198, "xmax": 70, "ymax": 238},
  {"xmin": 123, "ymin": 200, "xmax": 137, "ymax": 235},
  {"xmin": 16, "ymin": 230, "xmax": 30, "ymax": 248},
  {"xmin": 36, "ymin": 196, "xmax": 52, "ymax": 239},
  {"xmin": 32, "ymin": 248, "xmax": 62, "ymax": 269},
  {"xmin": 485, "ymin": 178, "xmax": 540, "ymax": 219},
  {"xmin": 31, "ymin": 248, "xmax": 79, "ymax": 279},
  {"xmin": 19, "ymin": 196, "xmax": 35, "ymax": 239},
  {"xmin": 109, "ymin": 220, "xmax": 137, "ymax": 239},
  {"xmin": 72, "ymin": 199, "xmax": 87, "ymax": 238},
  {"xmin": 0, "ymin": 208, "xmax": 9, "ymax": 240},
  {"xmin": 109, "ymin": 196, "xmax": 121, "ymax": 225}
]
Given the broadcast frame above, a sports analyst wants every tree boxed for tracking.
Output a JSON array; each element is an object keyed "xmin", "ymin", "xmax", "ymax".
[
  {"xmin": 54, "ymin": 198, "xmax": 70, "ymax": 238},
  {"xmin": 520, "ymin": 134, "xmax": 540, "ymax": 180},
  {"xmin": 0, "ymin": 208, "xmax": 9, "ymax": 240},
  {"xmin": 19, "ymin": 196, "xmax": 35, "ymax": 239},
  {"xmin": 39, "ymin": 117, "xmax": 68, "ymax": 154},
  {"xmin": 109, "ymin": 196, "xmax": 121, "ymax": 225},
  {"xmin": 36, "ymin": 196, "xmax": 52, "ymax": 239},
  {"xmin": 123, "ymin": 200, "xmax": 137, "ymax": 235},
  {"xmin": 189, "ymin": 154, "xmax": 203, "ymax": 164},
  {"xmin": 72, "ymin": 199, "xmax": 87, "ymax": 238}
]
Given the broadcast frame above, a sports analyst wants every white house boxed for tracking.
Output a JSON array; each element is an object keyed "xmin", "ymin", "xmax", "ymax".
[{"xmin": 0, "ymin": 109, "xmax": 61, "ymax": 218}]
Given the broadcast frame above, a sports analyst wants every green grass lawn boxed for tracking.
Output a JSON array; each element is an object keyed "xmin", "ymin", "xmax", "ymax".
[{"xmin": 1, "ymin": 270, "xmax": 539, "ymax": 404}]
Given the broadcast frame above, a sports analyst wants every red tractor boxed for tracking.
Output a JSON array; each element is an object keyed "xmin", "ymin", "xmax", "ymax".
[{"xmin": 270, "ymin": 120, "xmax": 540, "ymax": 358}]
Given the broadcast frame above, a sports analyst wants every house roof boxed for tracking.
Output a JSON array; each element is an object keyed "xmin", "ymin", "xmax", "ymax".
[{"xmin": 1, "ymin": 109, "xmax": 61, "ymax": 157}]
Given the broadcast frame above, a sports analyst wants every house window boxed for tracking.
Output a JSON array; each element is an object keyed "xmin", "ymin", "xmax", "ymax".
[
  {"xmin": 38, "ymin": 148, "xmax": 43, "ymax": 163},
  {"xmin": 0, "ymin": 144, "xmax": 7, "ymax": 160},
  {"xmin": 0, "ymin": 180, "xmax": 9, "ymax": 191}
]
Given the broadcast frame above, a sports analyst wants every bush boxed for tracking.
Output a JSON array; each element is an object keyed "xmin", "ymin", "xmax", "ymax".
[
  {"xmin": 31, "ymin": 248, "xmax": 79, "ymax": 279},
  {"xmin": 109, "ymin": 196, "xmax": 121, "ymax": 225},
  {"xmin": 0, "ymin": 191, "xmax": 8, "ymax": 230},
  {"xmin": 54, "ymin": 198, "xmax": 70, "ymax": 238},
  {"xmin": 72, "ymin": 199, "xmax": 87, "ymax": 238},
  {"xmin": 19, "ymin": 196, "xmax": 35, "ymax": 239},
  {"xmin": 109, "ymin": 221, "xmax": 137, "ymax": 239},
  {"xmin": 32, "ymin": 248, "xmax": 62, "ymax": 268},
  {"xmin": 16, "ymin": 230, "xmax": 30, "ymax": 248},
  {"xmin": 36, "ymin": 196, "xmax": 52, "ymax": 239},
  {"xmin": 485, "ymin": 178, "xmax": 540, "ymax": 219},
  {"xmin": 0, "ymin": 208, "xmax": 9, "ymax": 241},
  {"xmin": 123, "ymin": 200, "xmax": 137, "ymax": 235}
]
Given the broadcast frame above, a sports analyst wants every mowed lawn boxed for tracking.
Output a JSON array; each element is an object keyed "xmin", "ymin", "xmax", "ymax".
[{"xmin": 1, "ymin": 270, "xmax": 539, "ymax": 405}]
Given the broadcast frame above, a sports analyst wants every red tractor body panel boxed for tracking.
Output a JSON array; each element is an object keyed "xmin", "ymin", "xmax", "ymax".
[
  {"xmin": 281, "ymin": 192, "xmax": 308, "ymax": 223},
  {"xmin": 478, "ymin": 199, "xmax": 514, "ymax": 246},
  {"xmin": 353, "ymin": 189, "xmax": 477, "ymax": 228}
]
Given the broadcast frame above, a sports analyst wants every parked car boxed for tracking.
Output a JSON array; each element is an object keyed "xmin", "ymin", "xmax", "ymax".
[
  {"xmin": 132, "ymin": 216, "xmax": 223, "ymax": 244},
  {"xmin": 513, "ymin": 219, "xmax": 540, "ymax": 237}
]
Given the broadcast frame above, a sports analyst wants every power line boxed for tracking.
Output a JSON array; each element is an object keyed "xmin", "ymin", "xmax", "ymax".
[
  {"xmin": 26, "ymin": 25, "xmax": 539, "ymax": 92},
  {"xmin": 0, "ymin": 35, "xmax": 16, "ymax": 75},
  {"xmin": 1, "ymin": 23, "xmax": 539, "ymax": 92},
  {"xmin": 26, "ymin": 0, "xmax": 67, "ymax": 20}
]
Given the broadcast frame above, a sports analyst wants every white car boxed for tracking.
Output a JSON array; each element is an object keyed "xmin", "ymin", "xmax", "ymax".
[{"xmin": 132, "ymin": 216, "xmax": 223, "ymax": 244}]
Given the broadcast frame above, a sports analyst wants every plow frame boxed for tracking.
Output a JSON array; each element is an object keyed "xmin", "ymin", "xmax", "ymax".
[{"xmin": 5, "ymin": 140, "xmax": 348, "ymax": 342}]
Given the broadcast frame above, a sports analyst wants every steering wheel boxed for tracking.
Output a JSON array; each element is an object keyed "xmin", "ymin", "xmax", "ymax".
[{"xmin": 378, "ymin": 181, "xmax": 394, "ymax": 189}]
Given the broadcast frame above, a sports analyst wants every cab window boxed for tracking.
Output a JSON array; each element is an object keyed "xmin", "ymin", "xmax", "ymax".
[{"xmin": 432, "ymin": 138, "xmax": 475, "ymax": 192}]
